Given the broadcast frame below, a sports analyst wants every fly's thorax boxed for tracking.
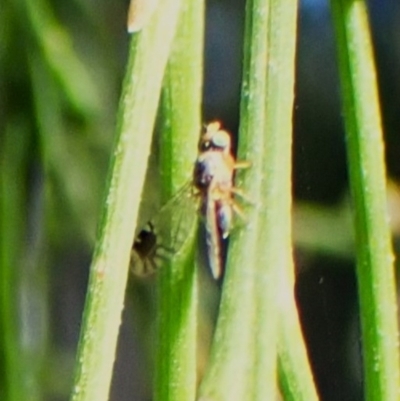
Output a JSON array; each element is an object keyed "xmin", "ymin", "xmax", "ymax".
[
  {"xmin": 193, "ymin": 151, "xmax": 217, "ymax": 189},
  {"xmin": 193, "ymin": 150, "xmax": 235, "ymax": 191}
]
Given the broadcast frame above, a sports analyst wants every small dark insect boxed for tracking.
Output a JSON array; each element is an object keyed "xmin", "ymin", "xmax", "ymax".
[
  {"xmin": 130, "ymin": 223, "xmax": 164, "ymax": 276},
  {"xmin": 130, "ymin": 183, "xmax": 197, "ymax": 276}
]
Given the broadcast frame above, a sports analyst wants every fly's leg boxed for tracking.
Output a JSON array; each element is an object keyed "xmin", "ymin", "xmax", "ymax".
[
  {"xmin": 230, "ymin": 186, "xmax": 253, "ymax": 205},
  {"xmin": 131, "ymin": 235, "xmax": 180, "ymax": 276},
  {"xmin": 231, "ymin": 160, "xmax": 253, "ymax": 214},
  {"xmin": 234, "ymin": 161, "xmax": 251, "ymax": 170},
  {"xmin": 231, "ymin": 201, "xmax": 246, "ymax": 223},
  {"xmin": 225, "ymin": 186, "xmax": 252, "ymax": 229}
]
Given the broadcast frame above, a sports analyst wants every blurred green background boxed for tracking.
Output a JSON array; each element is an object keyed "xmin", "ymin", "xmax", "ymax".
[{"xmin": 1, "ymin": 0, "xmax": 400, "ymax": 400}]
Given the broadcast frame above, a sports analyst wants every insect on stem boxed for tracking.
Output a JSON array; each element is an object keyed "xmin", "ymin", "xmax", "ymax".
[{"xmin": 130, "ymin": 122, "xmax": 250, "ymax": 280}]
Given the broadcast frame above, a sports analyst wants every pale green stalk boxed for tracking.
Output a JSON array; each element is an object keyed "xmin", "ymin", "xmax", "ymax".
[
  {"xmin": 154, "ymin": 0, "xmax": 204, "ymax": 400},
  {"xmin": 198, "ymin": 0, "xmax": 269, "ymax": 399},
  {"xmin": 0, "ymin": 124, "xmax": 45, "ymax": 401},
  {"xmin": 199, "ymin": 0, "xmax": 300, "ymax": 398},
  {"xmin": 330, "ymin": 1, "xmax": 400, "ymax": 400},
  {"xmin": 69, "ymin": 1, "xmax": 184, "ymax": 400},
  {"xmin": 268, "ymin": 2, "xmax": 319, "ymax": 400}
]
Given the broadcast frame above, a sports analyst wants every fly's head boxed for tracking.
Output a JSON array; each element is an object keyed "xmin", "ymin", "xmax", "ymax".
[
  {"xmin": 199, "ymin": 121, "xmax": 232, "ymax": 154},
  {"xmin": 133, "ymin": 223, "xmax": 157, "ymax": 258},
  {"xmin": 194, "ymin": 121, "xmax": 235, "ymax": 191},
  {"xmin": 130, "ymin": 223, "xmax": 159, "ymax": 276}
]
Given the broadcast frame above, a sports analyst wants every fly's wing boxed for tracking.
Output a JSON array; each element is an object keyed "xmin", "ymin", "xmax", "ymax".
[{"xmin": 130, "ymin": 183, "xmax": 199, "ymax": 276}]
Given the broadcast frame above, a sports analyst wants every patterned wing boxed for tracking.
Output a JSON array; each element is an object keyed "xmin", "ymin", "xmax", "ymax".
[{"xmin": 130, "ymin": 183, "xmax": 199, "ymax": 276}]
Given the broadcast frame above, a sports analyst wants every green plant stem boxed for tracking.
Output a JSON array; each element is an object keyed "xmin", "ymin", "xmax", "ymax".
[
  {"xmin": 18, "ymin": 0, "xmax": 100, "ymax": 115},
  {"xmin": 69, "ymin": 1, "xmax": 183, "ymax": 400},
  {"xmin": 253, "ymin": 0, "xmax": 306, "ymax": 399},
  {"xmin": 277, "ymin": 263, "xmax": 319, "ymax": 401},
  {"xmin": 199, "ymin": 0, "xmax": 301, "ymax": 399},
  {"xmin": 0, "ymin": 123, "xmax": 44, "ymax": 401},
  {"xmin": 266, "ymin": 2, "xmax": 320, "ymax": 400},
  {"xmin": 29, "ymin": 52, "xmax": 102, "ymax": 245},
  {"xmin": 330, "ymin": 1, "xmax": 400, "ymax": 400},
  {"xmin": 198, "ymin": 0, "xmax": 269, "ymax": 399},
  {"xmin": 0, "ymin": 125, "xmax": 23, "ymax": 401},
  {"xmin": 155, "ymin": 0, "xmax": 203, "ymax": 400}
]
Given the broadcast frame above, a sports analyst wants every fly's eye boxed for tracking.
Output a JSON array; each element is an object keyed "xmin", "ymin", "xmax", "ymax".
[
  {"xmin": 200, "ymin": 122, "xmax": 231, "ymax": 152},
  {"xmin": 210, "ymin": 131, "xmax": 230, "ymax": 150},
  {"xmin": 200, "ymin": 140, "xmax": 211, "ymax": 151}
]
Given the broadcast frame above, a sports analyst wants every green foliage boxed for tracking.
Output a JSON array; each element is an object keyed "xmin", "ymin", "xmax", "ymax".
[
  {"xmin": 330, "ymin": 0, "xmax": 400, "ymax": 399},
  {"xmin": 1, "ymin": 0, "xmax": 398, "ymax": 400}
]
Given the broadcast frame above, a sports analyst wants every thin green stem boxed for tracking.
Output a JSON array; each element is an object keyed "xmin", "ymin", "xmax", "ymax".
[
  {"xmin": 199, "ymin": 0, "xmax": 302, "ymax": 399},
  {"xmin": 198, "ymin": 0, "xmax": 269, "ymax": 399},
  {"xmin": 154, "ymin": 0, "xmax": 204, "ymax": 400},
  {"xmin": 0, "ymin": 123, "xmax": 44, "ymax": 401},
  {"xmin": 330, "ymin": 1, "xmax": 400, "ymax": 400},
  {"xmin": 277, "ymin": 263, "xmax": 319, "ymax": 401},
  {"xmin": 21, "ymin": 0, "xmax": 100, "ymax": 115},
  {"xmin": 253, "ymin": 0, "xmax": 301, "ymax": 399},
  {"xmin": 69, "ymin": 1, "xmax": 183, "ymax": 400},
  {"xmin": 266, "ymin": 1, "xmax": 320, "ymax": 400}
]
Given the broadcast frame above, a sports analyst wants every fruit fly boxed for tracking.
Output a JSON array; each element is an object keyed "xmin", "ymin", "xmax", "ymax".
[
  {"xmin": 193, "ymin": 121, "xmax": 248, "ymax": 278},
  {"xmin": 130, "ymin": 121, "xmax": 247, "ymax": 279}
]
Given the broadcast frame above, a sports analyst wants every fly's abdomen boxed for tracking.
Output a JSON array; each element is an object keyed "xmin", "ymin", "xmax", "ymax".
[
  {"xmin": 204, "ymin": 199, "xmax": 224, "ymax": 279},
  {"xmin": 216, "ymin": 201, "xmax": 233, "ymax": 239}
]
